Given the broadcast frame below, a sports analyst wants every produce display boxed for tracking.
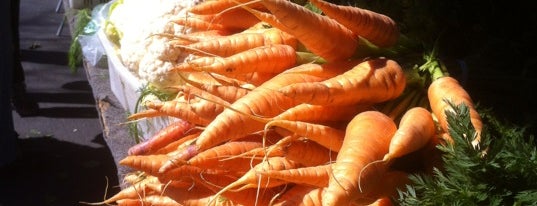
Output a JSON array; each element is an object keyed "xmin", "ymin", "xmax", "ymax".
[{"xmin": 84, "ymin": 0, "xmax": 537, "ymax": 205}]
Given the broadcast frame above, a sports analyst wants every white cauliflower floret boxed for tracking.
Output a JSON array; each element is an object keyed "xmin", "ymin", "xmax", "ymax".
[{"xmin": 108, "ymin": 0, "xmax": 200, "ymax": 87}]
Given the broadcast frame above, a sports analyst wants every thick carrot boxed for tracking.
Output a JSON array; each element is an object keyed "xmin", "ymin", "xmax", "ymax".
[
  {"xmin": 258, "ymin": 163, "xmax": 332, "ymax": 187},
  {"xmin": 127, "ymin": 120, "xmax": 195, "ymax": 155},
  {"xmin": 159, "ymin": 62, "xmax": 348, "ymax": 173},
  {"xmin": 266, "ymin": 119, "xmax": 345, "ymax": 152},
  {"xmin": 245, "ymin": 0, "xmax": 359, "ymax": 62},
  {"xmin": 308, "ymin": 0, "xmax": 399, "ymax": 48},
  {"xmin": 382, "ymin": 107, "xmax": 436, "ymax": 162},
  {"xmin": 283, "ymin": 139, "xmax": 337, "ymax": 166},
  {"xmin": 352, "ymin": 171, "xmax": 411, "ymax": 205},
  {"xmin": 427, "ymin": 76, "xmax": 482, "ymax": 147},
  {"xmin": 176, "ymin": 27, "xmax": 298, "ymax": 57},
  {"xmin": 323, "ymin": 111, "xmax": 397, "ymax": 206},
  {"xmin": 173, "ymin": 44, "xmax": 298, "ymax": 75},
  {"xmin": 279, "ymin": 58, "xmax": 406, "ymax": 106}
]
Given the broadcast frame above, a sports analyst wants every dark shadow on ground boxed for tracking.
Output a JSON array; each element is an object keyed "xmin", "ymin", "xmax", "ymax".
[
  {"xmin": 20, "ymin": 50, "xmax": 69, "ymax": 66},
  {"xmin": 0, "ymin": 134, "xmax": 121, "ymax": 206},
  {"xmin": 30, "ymin": 92, "xmax": 96, "ymax": 105}
]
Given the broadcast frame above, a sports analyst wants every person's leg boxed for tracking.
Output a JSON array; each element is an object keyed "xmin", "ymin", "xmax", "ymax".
[
  {"xmin": 1, "ymin": 0, "xmax": 20, "ymax": 167},
  {"xmin": 11, "ymin": 0, "xmax": 39, "ymax": 117}
]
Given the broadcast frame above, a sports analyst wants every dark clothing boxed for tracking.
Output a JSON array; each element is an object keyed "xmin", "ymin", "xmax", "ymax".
[{"xmin": 1, "ymin": 0, "xmax": 19, "ymax": 167}]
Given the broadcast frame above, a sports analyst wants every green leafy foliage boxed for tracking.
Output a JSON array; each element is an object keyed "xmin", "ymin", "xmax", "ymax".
[
  {"xmin": 396, "ymin": 103, "xmax": 537, "ymax": 205},
  {"xmin": 68, "ymin": 8, "xmax": 92, "ymax": 73}
]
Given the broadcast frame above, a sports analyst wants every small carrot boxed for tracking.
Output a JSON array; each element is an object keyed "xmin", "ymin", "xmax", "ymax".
[
  {"xmin": 209, "ymin": 156, "xmax": 300, "ymax": 205},
  {"xmin": 244, "ymin": 0, "xmax": 359, "ymax": 62},
  {"xmin": 173, "ymin": 44, "xmax": 298, "ymax": 75},
  {"xmin": 153, "ymin": 131, "xmax": 201, "ymax": 155},
  {"xmin": 308, "ymin": 0, "xmax": 399, "ymax": 48},
  {"xmin": 279, "ymin": 58, "xmax": 406, "ymax": 106},
  {"xmin": 80, "ymin": 175, "xmax": 161, "ymax": 205},
  {"xmin": 119, "ymin": 154, "xmax": 171, "ymax": 176},
  {"xmin": 127, "ymin": 120, "xmax": 195, "ymax": 155},
  {"xmin": 382, "ymin": 107, "xmax": 436, "ymax": 162},
  {"xmin": 272, "ymin": 185, "xmax": 324, "ymax": 206},
  {"xmin": 323, "ymin": 111, "xmax": 397, "ymax": 206},
  {"xmin": 127, "ymin": 99, "xmax": 213, "ymax": 126},
  {"xmin": 427, "ymin": 76, "xmax": 483, "ymax": 147}
]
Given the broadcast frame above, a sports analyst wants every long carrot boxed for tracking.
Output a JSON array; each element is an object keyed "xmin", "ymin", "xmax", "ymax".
[
  {"xmin": 265, "ymin": 119, "xmax": 346, "ymax": 152},
  {"xmin": 127, "ymin": 120, "xmax": 195, "ymax": 155},
  {"xmin": 159, "ymin": 62, "xmax": 348, "ymax": 173},
  {"xmin": 279, "ymin": 57, "xmax": 406, "ymax": 106},
  {"xmin": 119, "ymin": 154, "xmax": 171, "ymax": 176},
  {"xmin": 427, "ymin": 76, "xmax": 482, "ymax": 147},
  {"xmin": 274, "ymin": 103, "xmax": 372, "ymax": 123},
  {"xmin": 176, "ymin": 27, "xmax": 298, "ymax": 57},
  {"xmin": 153, "ymin": 131, "xmax": 201, "ymax": 155},
  {"xmin": 382, "ymin": 107, "xmax": 436, "ymax": 162},
  {"xmin": 245, "ymin": 0, "xmax": 359, "ymax": 62},
  {"xmin": 323, "ymin": 111, "xmax": 397, "ymax": 206},
  {"xmin": 257, "ymin": 163, "xmax": 332, "ymax": 187},
  {"xmin": 187, "ymin": 141, "xmax": 264, "ymax": 173},
  {"xmin": 173, "ymin": 44, "xmax": 298, "ymax": 75},
  {"xmin": 308, "ymin": 0, "xmax": 399, "ymax": 48}
]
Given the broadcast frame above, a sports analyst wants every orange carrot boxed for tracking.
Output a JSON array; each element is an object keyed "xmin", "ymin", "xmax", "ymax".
[
  {"xmin": 246, "ymin": 0, "xmax": 359, "ymax": 62},
  {"xmin": 279, "ymin": 57, "xmax": 406, "ymax": 106},
  {"xmin": 127, "ymin": 120, "xmax": 195, "ymax": 155},
  {"xmin": 153, "ymin": 131, "xmax": 201, "ymax": 155},
  {"xmin": 177, "ymin": 9, "xmax": 261, "ymax": 32},
  {"xmin": 283, "ymin": 139, "xmax": 337, "ymax": 166},
  {"xmin": 189, "ymin": 0, "xmax": 266, "ymax": 15},
  {"xmin": 272, "ymin": 185, "xmax": 324, "ymax": 206},
  {"xmin": 176, "ymin": 27, "xmax": 298, "ymax": 57},
  {"xmin": 382, "ymin": 107, "xmax": 436, "ymax": 162},
  {"xmin": 427, "ymin": 76, "xmax": 482, "ymax": 147},
  {"xmin": 172, "ymin": 79, "xmax": 251, "ymax": 104},
  {"xmin": 266, "ymin": 119, "xmax": 345, "ymax": 152},
  {"xmin": 127, "ymin": 99, "xmax": 213, "ymax": 126},
  {"xmin": 308, "ymin": 0, "xmax": 399, "ymax": 48},
  {"xmin": 173, "ymin": 44, "xmax": 298, "ymax": 75},
  {"xmin": 323, "ymin": 111, "xmax": 397, "ymax": 206},
  {"xmin": 353, "ymin": 171, "xmax": 411, "ymax": 205},
  {"xmin": 258, "ymin": 163, "xmax": 332, "ymax": 187},
  {"xmin": 187, "ymin": 141, "xmax": 264, "ymax": 173},
  {"xmin": 119, "ymin": 154, "xmax": 172, "ymax": 176},
  {"xmin": 274, "ymin": 103, "xmax": 372, "ymax": 123},
  {"xmin": 159, "ymin": 62, "xmax": 348, "ymax": 173},
  {"xmin": 81, "ymin": 175, "xmax": 161, "ymax": 205},
  {"xmin": 209, "ymin": 156, "xmax": 300, "ymax": 204}
]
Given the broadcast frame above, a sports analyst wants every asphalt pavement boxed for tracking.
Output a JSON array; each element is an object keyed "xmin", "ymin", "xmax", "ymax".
[{"xmin": 0, "ymin": 0, "xmax": 121, "ymax": 205}]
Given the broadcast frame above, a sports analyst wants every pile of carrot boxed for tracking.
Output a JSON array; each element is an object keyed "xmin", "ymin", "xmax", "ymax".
[{"xmin": 85, "ymin": 0, "xmax": 484, "ymax": 205}]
